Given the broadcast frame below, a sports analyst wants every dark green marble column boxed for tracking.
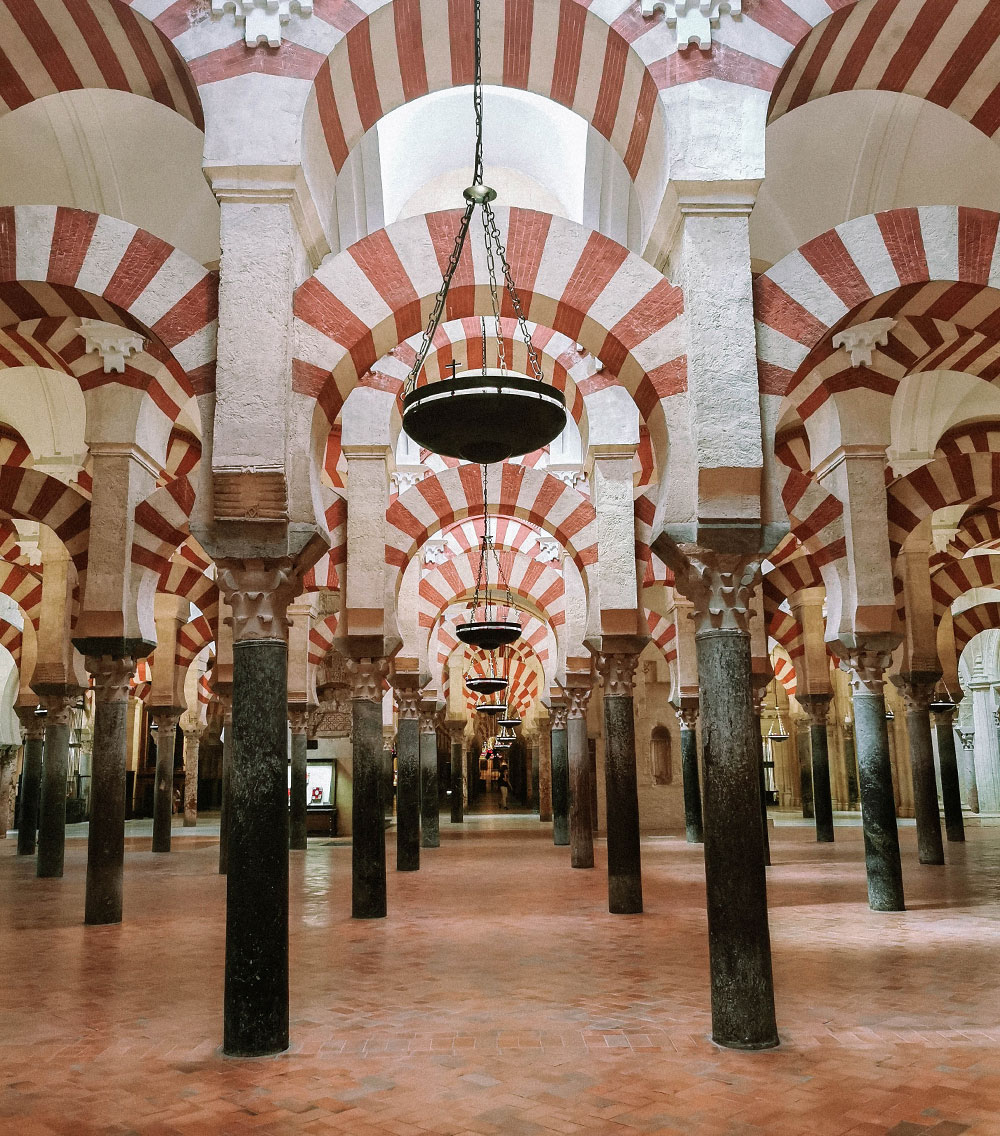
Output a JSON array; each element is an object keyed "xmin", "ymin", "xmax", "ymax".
[
  {"xmin": 224, "ymin": 638, "xmax": 289, "ymax": 1057},
  {"xmin": 16, "ymin": 713, "xmax": 45, "ymax": 857},
  {"xmin": 83, "ymin": 654, "xmax": 137, "ymax": 926},
  {"xmin": 932, "ymin": 706, "xmax": 965, "ymax": 842},
  {"xmin": 550, "ymin": 706, "xmax": 569, "ymax": 846},
  {"xmin": 675, "ymin": 704, "xmax": 703, "ymax": 843},
  {"xmin": 450, "ymin": 727, "xmax": 464, "ymax": 823},
  {"xmin": 393, "ymin": 686, "xmax": 420, "ymax": 870},
  {"xmin": 350, "ymin": 659, "xmax": 388, "ymax": 919},
  {"xmin": 530, "ymin": 742, "xmax": 540, "ymax": 813},
  {"xmin": 848, "ymin": 648, "xmax": 905, "ymax": 912},
  {"xmin": 597, "ymin": 651, "xmax": 642, "ymax": 914},
  {"xmin": 566, "ymin": 687, "xmax": 594, "ymax": 869},
  {"xmin": 799, "ymin": 695, "xmax": 834, "ymax": 843},
  {"xmin": 151, "ymin": 709, "xmax": 181, "ymax": 853},
  {"xmin": 36, "ymin": 693, "xmax": 76, "ymax": 878},
  {"xmin": 419, "ymin": 709, "xmax": 439, "ymax": 849},
  {"xmin": 219, "ymin": 702, "xmax": 233, "ymax": 874},
  {"xmin": 288, "ymin": 709, "xmax": 309, "ymax": 851},
  {"xmin": 895, "ymin": 676, "xmax": 944, "ymax": 866}
]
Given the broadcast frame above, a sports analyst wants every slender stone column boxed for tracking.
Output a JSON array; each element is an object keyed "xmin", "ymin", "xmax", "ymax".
[
  {"xmin": 566, "ymin": 686, "xmax": 594, "ymax": 869},
  {"xmin": 150, "ymin": 709, "xmax": 182, "ymax": 853},
  {"xmin": 956, "ymin": 729, "xmax": 979, "ymax": 812},
  {"xmin": 597, "ymin": 651, "xmax": 642, "ymax": 913},
  {"xmin": 449, "ymin": 724, "xmax": 464, "ymax": 823},
  {"xmin": 799, "ymin": 695, "xmax": 834, "ymax": 843},
  {"xmin": 288, "ymin": 709, "xmax": 310, "ymax": 851},
  {"xmin": 0, "ymin": 745, "xmax": 17, "ymax": 836},
  {"xmin": 181, "ymin": 722, "xmax": 203, "ymax": 828},
  {"xmin": 393, "ymin": 685, "xmax": 420, "ymax": 870},
  {"xmin": 846, "ymin": 647, "xmax": 905, "ymax": 911},
  {"xmin": 36, "ymin": 693, "xmax": 76, "ymax": 878},
  {"xmin": 969, "ymin": 670, "xmax": 1000, "ymax": 814},
  {"xmin": 349, "ymin": 657, "xmax": 389, "ymax": 918},
  {"xmin": 16, "ymin": 711, "xmax": 45, "ymax": 857},
  {"xmin": 932, "ymin": 706, "xmax": 964, "ymax": 842},
  {"xmin": 676, "ymin": 703, "xmax": 703, "ymax": 843},
  {"xmin": 419, "ymin": 707, "xmax": 439, "ymax": 849},
  {"xmin": 676, "ymin": 552, "xmax": 777, "ymax": 1050},
  {"xmin": 218, "ymin": 700, "xmax": 233, "ymax": 874},
  {"xmin": 550, "ymin": 705, "xmax": 569, "ymax": 846},
  {"xmin": 750, "ymin": 679, "xmax": 771, "ymax": 867},
  {"xmin": 218, "ymin": 560, "xmax": 299, "ymax": 1057},
  {"xmin": 539, "ymin": 726, "xmax": 552, "ymax": 822},
  {"xmin": 895, "ymin": 676, "xmax": 944, "ymax": 865},
  {"xmin": 84, "ymin": 655, "xmax": 137, "ymax": 925},
  {"xmin": 530, "ymin": 742, "xmax": 540, "ymax": 812}
]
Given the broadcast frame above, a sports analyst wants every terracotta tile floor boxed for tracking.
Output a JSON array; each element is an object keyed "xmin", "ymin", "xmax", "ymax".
[{"xmin": 1, "ymin": 817, "xmax": 998, "ymax": 1135}]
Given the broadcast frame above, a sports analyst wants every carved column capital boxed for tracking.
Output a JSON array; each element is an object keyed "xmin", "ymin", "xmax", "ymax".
[
  {"xmin": 392, "ymin": 684, "xmax": 421, "ymax": 720},
  {"xmin": 288, "ymin": 708, "xmax": 311, "ymax": 736},
  {"xmin": 418, "ymin": 701, "xmax": 439, "ymax": 734},
  {"xmin": 842, "ymin": 647, "xmax": 894, "ymax": 697},
  {"xmin": 347, "ymin": 657, "xmax": 389, "ymax": 703},
  {"xmin": 566, "ymin": 686, "xmax": 592, "ymax": 720},
  {"xmin": 217, "ymin": 558, "xmax": 300, "ymax": 644},
  {"xmin": 87, "ymin": 655, "xmax": 136, "ymax": 703},
  {"xmin": 38, "ymin": 693, "xmax": 77, "ymax": 727},
  {"xmin": 931, "ymin": 704, "xmax": 956, "ymax": 727},
  {"xmin": 150, "ymin": 707, "xmax": 183, "ymax": 734},
  {"xmin": 671, "ymin": 550, "xmax": 761, "ymax": 635},
  {"xmin": 798, "ymin": 694, "xmax": 832, "ymax": 727},
  {"xmin": 750, "ymin": 672, "xmax": 771, "ymax": 716},
  {"xmin": 675, "ymin": 704, "xmax": 699, "ymax": 730},
  {"xmin": 549, "ymin": 704, "xmax": 568, "ymax": 731},
  {"xmin": 17, "ymin": 707, "xmax": 46, "ymax": 741},
  {"xmin": 891, "ymin": 674, "xmax": 939, "ymax": 714},
  {"xmin": 596, "ymin": 652, "xmax": 640, "ymax": 698}
]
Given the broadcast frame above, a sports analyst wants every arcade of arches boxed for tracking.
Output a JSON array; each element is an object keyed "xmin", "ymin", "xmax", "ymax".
[{"xmin": 1, "ymin": 0, "xmax": 1000, "ymax": 1132}]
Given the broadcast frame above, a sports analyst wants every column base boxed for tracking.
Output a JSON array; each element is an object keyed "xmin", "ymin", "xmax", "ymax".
[{"xmin": 608, "ymin": 875, "xmax": 642, "ymax": 915}]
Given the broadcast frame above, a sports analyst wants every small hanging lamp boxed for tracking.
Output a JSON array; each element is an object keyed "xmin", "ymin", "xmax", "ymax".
[
  {"xmin": 465, "ymin": 648, "xmax": 508, "ymax": 696},
  {"xmin": 399, "ymin": 0, "xmax": 567, "ymax": 463},
  {"xmin": 767, "ymin": 688, "xmax": 789, "ymax": 743},
  {"xmin": 476, "ymin": 699, "xmax": 508, "ymax": 718}
]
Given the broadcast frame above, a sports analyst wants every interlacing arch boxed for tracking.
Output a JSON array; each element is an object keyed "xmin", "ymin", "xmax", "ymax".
[
  {"xmin": 0, "ymin": 467, "xmax": 90, "ymax": 574},
  {"xmin": 929, "ymin": 555, "xmax": 1000, "ymax": 621},
  {"xmin": 769, "ymin": 0, "xmax": 1000, "ymax": 139},
  {"xmin": 644, "ymin": 608, "xmax": 676, "ymax": 664},
  {"xmin": 293, "ymin": 209, "xmax": 684, "ymax": 448},
  {"xmin": 0, "ymin": 616, "xmax": 22, "ymax": 665},
  {"xmin": 0, "ymin": 561, "xmax": 42, "ymax": 626},
  {"xmin": 953, "ymin": 601, "xmax": 1000, "ymax": 655}
]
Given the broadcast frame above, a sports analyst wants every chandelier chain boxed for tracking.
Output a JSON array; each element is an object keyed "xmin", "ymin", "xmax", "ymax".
[{"xmin": 482, "ymin": 202, "xmax": 543, "ymax": 381}]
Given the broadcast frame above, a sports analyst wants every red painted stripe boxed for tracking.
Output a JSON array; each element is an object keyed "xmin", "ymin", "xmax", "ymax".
[
  {"xmin": 554, "ymin": 232, "xmax": 629, "ymax": 340},
  {"xmin": 394, "ymin": 0, "xmax": 428, "ymax": 102},
  {"xmin": 623, "ymin": 70, "xmax": 656, "ymax": 180},
  {"xmin": 346, "ymin": 22, "xmax": 382, "ymax": 132},
  {"xmin": 753, "ymin": 274, "xmax": 829, "ymax": 347},
  {"xmin": 550, "ymin": 0, "xmax": 584, "ymax": 107},
  {"xmin": 970, "ymin": 78, "xmax": 1000, "ymax": 137},
  {"xmin": 926, "ymin": 5, "xmax": 1000, "ymax": 111},
  {"xmin": 113, "ymin": 3, "xmax": 181, "ymax": 115},
  {"xmin": 876, "ymin": 208, "xmax": 928, "ymax": 286},
  {"xmin": 448, "ymin": 0, "xmax": 474, "ymax": 86},
  {"xmin": 48, "ymin": 207, "xmax": 99, "ymax": 286},
  {"xmin": 188, "ymin": 41, "xmax": 323, "ymax": 85},
  {"xmin": 62, "ymin": 0, "xmax": 131, "ymax": 94},
  {"xmin": 957, "ymin": 207, "xmax": 1000, "ymax": 284},
  {"xmin": 799, "ymin": 229, "xmax": 873, "ymax": 309},
  {"xmin": 747, "ymin": 0, "xmax": 811, "ymax": 47},
  {"xmin": 591, "ymin": 33, "xmax": 627, "ymax": 141},
  {"xmin": 828, "ymin": 0, "xmax": 895, "ymax": 98},
  {"xmin": 777, "ymin": 5, "xmax": 852, "ymax": 116},
  {"xmin": 350, "ymin": 229, "xmax": 422, "ymax": 343},
  {"xmin": 503, "ymin": 0, "xmax": 532, "ymax": 89},
  {"xmin": 0, "ymin": 206, "xmax": 16, "ymax": 282},
  {"xmin": 151, "ymin": 274, "xmax": 218, "ymax": 349},
  {"xmin": 880, "ymin": 0, "xmax": 960, "ymax": 94},
  {"xmin": 314, "ymin": 62, "xmax": 350, "ymax": 172},
  {"xmin": 4, "ymin": 0, "xmax": 82, "ymax": 92},
  {"xmin": 0, "ymin": 42, "xmax": 35, "ymax": 111},
  {"xmin": 104, "ymin": 229, "xmax": 174, "ymax": 310}
]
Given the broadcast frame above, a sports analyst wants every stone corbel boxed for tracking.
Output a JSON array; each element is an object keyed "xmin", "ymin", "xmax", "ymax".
[
  {"xmin": 78, "ymin": 319, "xmax": 145, "ymax": 374},
  {"xmin": 831, "ymin": 318, "xmax": 897, "ymax": 368},
  {"xmin": 640, "ymin": 0, "xmax": 742, "ymax": 50},
  {"xmin": 211, "ymin": 0, "xmax": 312, "ymax": 47}
]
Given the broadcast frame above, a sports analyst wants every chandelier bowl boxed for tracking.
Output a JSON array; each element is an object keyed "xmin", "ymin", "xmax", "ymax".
[
  {"xmin": 455, "ymin": 619, "xmax": 522, "ymax": 651},
  {"xmin": 497, "ymin": 717, "xmax": 521, "ymax": 730},
  {"xmin": 475, "ymin": 701, "xmax": 508, "ymax": 717},
  {"xmin": 402, "ymin": 372, "xmax": 567, "ymax": 464},
  {"xmin": 465, "ymin": 675, "xmax": 508, "ymax": 695}
]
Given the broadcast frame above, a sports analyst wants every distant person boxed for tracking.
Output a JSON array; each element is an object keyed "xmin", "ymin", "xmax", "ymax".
[{"xmin": 499, "ymin": 762, "xmax": 510, "ymax": 811}]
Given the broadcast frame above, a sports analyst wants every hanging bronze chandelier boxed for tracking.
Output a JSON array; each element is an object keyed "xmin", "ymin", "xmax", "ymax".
[{"xmin": 399, "ymin": 0, "xmax": 567, "ymax": 465}]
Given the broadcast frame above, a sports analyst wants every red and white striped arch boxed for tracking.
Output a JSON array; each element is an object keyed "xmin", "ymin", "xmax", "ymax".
[
  {"xmin": 780, "ymin": 468, "xmax": 846, "ymax": 568},
  {"xmin": 303, "ymin": 493, "xmax": 346, "ymax": 593},
  {"xmin": 162, "ymin": 427, "xmax": 201, "ymax": 483},
  {"xmin": 0, "ymin": 424, "xmax": 33, "ymax": 471},
  {"xmin": 769, "ymin": 0, "xmax": 1000, "ymax": 139},
  {"xmin": 441, "ymin": 516, "xmax": 550, "ymax": 561},
  {"xmin": 0, "ymin": 467, "xmax": 90, "ymax": 572},
  {"xmin": 644, "ymin": 607, "xmax": 677, "ymax": 664},
  {"xmin": 755, "ymin": 207, "xmax": 1000, "ymax": 403},
  {"xmin": 770, "ymin": 647, "xmax": 798, "ymax": 698},
  {"xmin": 939, "ymin": 506, "xmax": 1000, "ymax": 562},
  {"xmin": 175, "ymin": 613, "xmax": 214, "ymax": 671},
  {"xmin": 294, "ymin": 209, "xmax": 684, "ymax": 429},
  {"xmin": 930, "ymin": 553, "xmax": 1000, "ymax": 621},
  {"xmin": 157, "ymin": 538, "xmax": 218, "ymax": 626},
  {"xmin": 386, "ymin": 464, "xmax": 597, "ymax": 594},
  {"xmin": 131, "ymin": 476, "xmax": 195, "ymax": 578},
  {"xmin": 0, "ymin": 0, "xmax": 202, "ymax": 128},
  {"xmin": 0, "ymin": 561, "xmax": 43, "ymax": 626},
  {"xmin": 0, "ymin": 617, "xmax": 22, "ymax": 665},
  {"xmin": 0, "ymin": 206, "xmax": 218, "ymax": 393},
  {"xmin": 308, "ymin": 613, "xmax": 339, "ymax": 668},
  {"xmin": 953, "ymin": 600, "xmax": 1000, "ymax": 656}
]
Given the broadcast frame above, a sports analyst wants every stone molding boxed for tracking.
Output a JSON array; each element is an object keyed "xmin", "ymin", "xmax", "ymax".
[
  {"xmin": 78, "ymin": 318, "xmax": 145, "ymax": 374},
  {"xmin": 347, "ymin": 657, "xmax": 389, "ymax": 703},
  {"xmin": 549, "ymin": 704, "xmax": 568, "ymax": 731},
  {"xmin": 218, "ymin": 558, "xmax": 299, "ymax": 644},
  {"xmin": 671, "ymin": 551, "xmax": 760, "ymax": 635},
  {"xmin": 87, "ymin": 655, "xmax": 136, "ymax": 703},
  {"xmin": 675, "ymin": 705, "xmax": 699, "ymax": 730},
  {"xmin": 843, "ymin": 647, "xmax": 894, "ymax": 697},
  {"xmin": 596, "ymin": 652, "xmax": 640, "ymax": 697},
  {"xmin": 831, "ymin": 318, "xmax": 897, "ymax": 368},
  {"xmin": 38, "ymin": 693, "xmax": 77, "ymax": 727},
  {"xmin": 211, "ymin": 0, "xmax": 312, "ymax": 47},
  {"xmin": 288, "ymin": 708, "xmax": 311, "ymax": 736},
  {"xmin": 213, "ymin": 470, "xmax": 289, "ymax": 523},
  {"xmin": 640, "ymin": 0, "xmax": 741, "ymax": 50}
]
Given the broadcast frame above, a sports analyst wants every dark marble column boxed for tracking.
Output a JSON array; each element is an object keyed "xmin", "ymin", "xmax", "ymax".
[
  {"xmin": 895, "ymin": 675, "xmax": 944, "ymax": 866},
  {"xmin": 181, "ymin": 722, "xmax": 203, "ymax": 828},
  {"xmin": 288, "ymin": 708, "xmax": 310, "ymax": 851},
  {"xmin": 449, "ymin": 725, "xmax": 464, "ymax": 823},
  {"xmin": 16, "ymin": 711, "xmax": 45, "ymax": 857},
  {"xmin": 798, "ymin": 732, "xmax": 815, "ymax": 819},
  {"xmin": 349, "ymin": 657, "xmax": 389, "ymax": 918},
  {"xmin": 750, "ymin": 679, "xmax": 771, "ymax": 867},
  {"xmin": 36, "ymin": 693, "xmax": 77, "ymax": 878},
  {"xmin": 799, "ymin": 695, "xmax": 834, "ymax": 843},
  {"xmin": 150, "ymin": 709, "xmax": 182, "ymax": 853},
  {"xmin": 393, "ymin": 684, "xmax": 420, "ymax": 870},
  {"xmin": 844, "ymin": 722, "xmax": 860, "ymax": 809},
  {"xmin": 83, "ymin": 655, "xmax": 137, "ymax": 925},
  {"xmin": 846, "ymin": 646, "xmax": 905, "ymax": 911},
  {"xmin": 419, "ymin": 707, "xmax": 439, "ymax": 849},
  {"xmin": 218, "ymin": 700, "xmax": 233, "ymax": 874},
  {"xmin": 549, "ymin": 705, "xmax": 569, "ymax": 846},
  {"xmin": 675, "ymin": 703, "xmax": 703, "ymax": 843},
  {"xmin": 566, "ymin": 686, "xmax": 594, "ymax": 869},
  {"xmin": 932, "ymin": 706, "xmax": 964, "ymax": 842},
  {"xmin": 677, "ymin": 552, "xmax": 777, "ymax": 1050},
  {"xmin": 597, "ymin": 650, "xmax": 643, "ymax": 913},
  {"xmin": 530, "ymin": 742, "xmax": 540, "ymax": 813}
]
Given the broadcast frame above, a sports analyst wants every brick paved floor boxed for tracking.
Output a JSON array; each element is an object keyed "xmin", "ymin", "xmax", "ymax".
[{"xmin": 0, "ymin": 818, "xmax": 997, "ymax": 1135}]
